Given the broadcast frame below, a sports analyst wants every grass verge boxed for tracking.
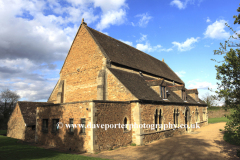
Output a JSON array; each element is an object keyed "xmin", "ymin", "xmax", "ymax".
[
  {"xmin": 0, "ymin": 135, "xmax": 108, "ymax": 160},
  {"xmin": 0, "ymin": 130, "xmax": 7, "ymax": 135},
  {"xmin": 208, "ymin": 117, "xmax": 229, "ymax": 123}
]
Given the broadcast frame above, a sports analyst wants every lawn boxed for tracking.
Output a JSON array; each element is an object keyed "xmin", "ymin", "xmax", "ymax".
[
  {"xmin": 208, "ymin": 117, "xmax": 229, "ymax": 123},
  {"xmin": 0, "ymin": 135, "xmax": 108, "ymax": 160},
  {"xmin": 0, "ymin": 130, "xmax": 7, "ymax": 135}
]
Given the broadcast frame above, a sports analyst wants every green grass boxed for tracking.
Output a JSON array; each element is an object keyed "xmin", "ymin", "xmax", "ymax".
[
  {"xmin": 0, "ymin": 130, "xmax": 7, "ymax": 135},
  {"xmin": 130, "ymin": 143, "xmax": 136, "ymax": 146},
  {"xmin": 208, "ymin": 117, "xmax": 229, "ymax": 123},
  {"xmin": 0, "ymin": 135, "xmax": 108, "ymax": 160}
]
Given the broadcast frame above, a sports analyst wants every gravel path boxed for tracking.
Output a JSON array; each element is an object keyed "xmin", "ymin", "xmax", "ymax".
[{"xmin": 83, "ymin": 122, "xmax": 240, "ymax": 160}]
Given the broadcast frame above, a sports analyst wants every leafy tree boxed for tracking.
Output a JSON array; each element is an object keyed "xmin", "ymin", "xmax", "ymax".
[
  {"xmin": 213, "ymin": 4, "xmax": 240, "ymax": 145},
  {"xmin": 0, "ymin": 89, "xmax": 20, "ymax": 129}
]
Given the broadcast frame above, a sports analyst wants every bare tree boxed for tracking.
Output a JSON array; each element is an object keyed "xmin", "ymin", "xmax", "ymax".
[
  {"xmin": 0, "ymin": 88, "xmax": 20, "ymax": 129},
  {"xmin": 201, "ymin": 93, "xmax": 216, "ymax": 108}
]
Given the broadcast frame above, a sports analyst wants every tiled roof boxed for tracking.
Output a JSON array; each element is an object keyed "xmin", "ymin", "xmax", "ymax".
[
  {"xmin": 166, "ymin": 88, "xmax": 184, "ymax": 103},
  {"xmin": 87, "ymin": 26, "xmax": 184, "ymax": 84},
  {"xmin": 186, "ymin": 89, "xmax": 198, "ymax": 94},
  {"xmin": 108, "ymin": 68, "xmax": 163, "ymax": 101},
  {"xmin": 18, "ymin": 101, "xmax": 53, "ymax": 126}
]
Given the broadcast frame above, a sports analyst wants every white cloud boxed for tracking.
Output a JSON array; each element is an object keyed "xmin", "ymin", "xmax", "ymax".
[
  {"xmin": 170, "ymin": 0, "xmax": 202, "ymax": 10},
  {"xmin": 206, "ymin": 17, "xmax": 211, "ymax": 23},
  {"xmin": 0, "ymin": 0, "xmax": 129, "ymax": 101},
  {"xmin": 187, "ymin": 79, "xmax": 217, "ymax": 90},
  {"xmin": 96, "ymin": 9, "xmax": 126, "ymax": 31},
  {"xmin": 204, "ymin": 20, "xmax": 230, "ymax": 39},
  {"xmin": 135, "ymin": 13, "xmax": 152, "ymax": 27},
  {"xmin": 176, "ymin": 71, "xmax": 186, "ymax": 77},
  {"xmin": 172, "ymin": 37, "xmax": 200, "ymax": 52},
  {"xmin": 119, "ymin": 39, "xmax": 133, "ymax": 46},
  {"xmin": 170, "ymin": 0, "xmax": 185, "ymax": 9},
  {"xmin": 136, "ymin": 42, "xmax": 172, "ymax": 53},
  {"xmin": 136, "ymin": 33, "xmax": 172, "ymax": 52},
  {"xmin": 136, "ymin": 33, "xmax": 148, "ymax": 43}
]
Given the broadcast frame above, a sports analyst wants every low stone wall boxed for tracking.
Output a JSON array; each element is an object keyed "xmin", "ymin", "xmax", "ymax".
[
  {"xmin": 208, "ymin": 110, "xmax": 230, "ymax": 118},
  {"xmin": 36, "ymin": 102, "xmax": 91, "ymax": 153}
]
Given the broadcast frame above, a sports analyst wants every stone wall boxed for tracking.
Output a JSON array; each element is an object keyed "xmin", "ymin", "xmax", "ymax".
[
  {"xmin": 139, "ymin": 104, "xmax": 207, "ymax": 143},
  {"xmin": 7, "ymin": 104, "xmax": 26, "ymax": 140},
  {"xmin": 36, "ymin": 102, "xmax": 91, "ymax": 153},
  {"xmin": 106, "ymin": 69, "xmax": 137, "ymax": 101},
  {"xmin": 94, "ymin": 102, "xmax": 132, "ymax": 151},
  {"xmin": 208, "ymin": 109, "xmax": 230, "ymax": 118},
  {"xmin": 48, "ymin": 24, "xmax": 106, "ymax": 103}
]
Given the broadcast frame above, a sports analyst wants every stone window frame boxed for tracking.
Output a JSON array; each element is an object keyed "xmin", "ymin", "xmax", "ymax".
[
  {"xmin": 154, "ymin": 109, "xmax": 158, "ymax": 131},
  {"xmin": 195, "ymin": 108, "xmax": 199, "ymax": 123},
  {"xmin": 158, "ymin": 108, "xmax": 163, "ymax": 130},
  {"xmin": 69, "ymin": 118, "xmax": 74, "ymax": 134},
  {"xmin": 123, "ymin": 116, "xmax": 130, "ymax": 132},
  {"xmin": 173, "ymin": 109, "xmax": 179, "ymax": 128},
  {"xmin": 52, "ymin": 119, "xmax": 59, "ymax": 133},
  {"xmin": 203, "ymin": 109, "xmax": 206, "ymax": 121},
  {"xmin": 42, "ymin": 119, "xmax": 48, "ymax": 133},
  {"xmin": 80, "ymin": 118, "xmax": 86, "ymax": 134}
]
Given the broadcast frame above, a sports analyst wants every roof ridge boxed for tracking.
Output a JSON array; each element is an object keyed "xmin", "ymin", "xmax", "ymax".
[{"xmin": 86, "ymin": 26, "xmax": 171, "ymax": 69}]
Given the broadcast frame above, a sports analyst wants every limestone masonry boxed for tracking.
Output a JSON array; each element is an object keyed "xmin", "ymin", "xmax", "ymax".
[{"xmin": 7, "ymin": 19, "xmax": 208, "ymax": 153}]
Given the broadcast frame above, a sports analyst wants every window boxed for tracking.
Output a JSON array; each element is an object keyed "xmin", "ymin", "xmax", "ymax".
[
  {"xmin": 42, "ymin": 119, "xmax": 48, "ymax": 132},
  {"xmin": 160, "ymin": 86, "xmax": 162, "ymax": 98},
  {"xmin": 162, "ymin": 87, "xmax": 166, "ymax": 99},
  {"xmin": 176, "ymin": 109, "xmax": 179, "ymax": 126},
  {"xmin": 124, "ymin": 117, "xmax": 128, "ymax": 131},
  {"xmin": 69, "ymin": 119, "xmax": 74, "ymax": 133},
  {"xmin": 195, "ymin": 109, "xmax": 199, "ymax": 122},
  {"xmin": 32, "ymin": 125, "xmax": 36, "ymax": 130},
  {"xmin": 154, "ymin": 109, "xmax": 158, "ymax": 131},
  {"xmin": 80, "ymin": 118, "xmax": 85, "ymax": 134},
  {"xmin": 159, "ymin": 109, "xmax": 162, "ymax": 130},
  {"xmin": 173, "ymin": 109, "xmax": 176, "ymax": 124},
  {"xmin": 52, "ymin": 119, "xmax": 59, "ymax": 132}
]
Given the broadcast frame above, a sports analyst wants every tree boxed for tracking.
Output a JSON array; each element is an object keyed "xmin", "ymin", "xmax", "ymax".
[
  {"xmin": 0, "ymin": 89, "xmax": 20, "ymax": 129},
  {"xmin": 201, "ymin": 93, "xmax": 215, "ymax": 108},
  {"xmin": 213, "ymin": 4, "xmax": 240, "ymax": 145}
]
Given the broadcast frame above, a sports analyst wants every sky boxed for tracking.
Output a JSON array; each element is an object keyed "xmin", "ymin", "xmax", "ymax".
[{"xmin": 0, "ymin": 0, "xmax": 239, "ymax": 105}]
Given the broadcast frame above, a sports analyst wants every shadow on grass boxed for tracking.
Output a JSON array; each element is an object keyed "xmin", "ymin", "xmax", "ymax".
[{"xmin": 0, "ymin": 136, "xmax": 107, "ymax": 160}]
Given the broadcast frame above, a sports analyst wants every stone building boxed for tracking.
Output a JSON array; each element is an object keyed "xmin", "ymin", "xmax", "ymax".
[
  {"xmin": 7, "ymin": 102, "xmax": 51, "ymax": 141},
  {"xmin": 8, "ymin": 19, "xmax": 207, "ymax": 153}
]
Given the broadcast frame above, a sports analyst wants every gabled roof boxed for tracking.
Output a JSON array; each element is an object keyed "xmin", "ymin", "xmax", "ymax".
[
  {"xmin": 166, "ymin": 88, "xmax": 184, "ymax": 103},
  {"xmin": 18, "ymin": 101, "xmax": 53, "ymax": 126},
  {"xmin": 86, "ymin": 26, "xmax": 184, "ymax": 84},
  {"xmin": 168, "ymin": 85, "xmax": 184, "ymax": 91},
  {"xmin": 108, "ymin": 68, "xmax": 163, "ymax": 101},
  {"xmin": 186, "ymin": 89, "xmax": 198, "ymax": 94}
]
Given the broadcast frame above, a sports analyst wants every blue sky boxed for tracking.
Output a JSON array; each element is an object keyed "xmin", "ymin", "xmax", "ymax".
[{"xmin": 0, "ymin": 0, "xmax": 239, "ymax": 104}]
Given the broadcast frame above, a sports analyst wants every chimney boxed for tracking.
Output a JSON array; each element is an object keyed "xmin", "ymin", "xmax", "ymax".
[{"xmin": 162, "ymin": 58, "xmax": 164, "ymax": 62}]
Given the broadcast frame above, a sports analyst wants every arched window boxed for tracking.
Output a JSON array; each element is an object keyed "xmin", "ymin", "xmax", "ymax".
[
  {"xmin": 159, "ymin": 109, "xmax": 162, "ymax": 130},
  {"xmin": 173, "ymin": 109, "xmax": 176, "ymax": 124},
  {"xmin": 176, "ymin": 109, "xmax": 179, "ymax": 126},
  {"xmin": 195, "ymin": 108, "xmax": 199, "ymax": 122},
  {"xmin": 155, "ymin": 109, "xmax": 158, "ymax": 130},
  {"xmin": 124, "ymin": 117, "xmax": 128, "ymax": 131}
]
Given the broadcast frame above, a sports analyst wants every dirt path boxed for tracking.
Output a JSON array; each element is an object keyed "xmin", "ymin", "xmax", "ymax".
[{"xmin": 83, "ymin": 122, "xmax": 240, "ymax": 160}]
